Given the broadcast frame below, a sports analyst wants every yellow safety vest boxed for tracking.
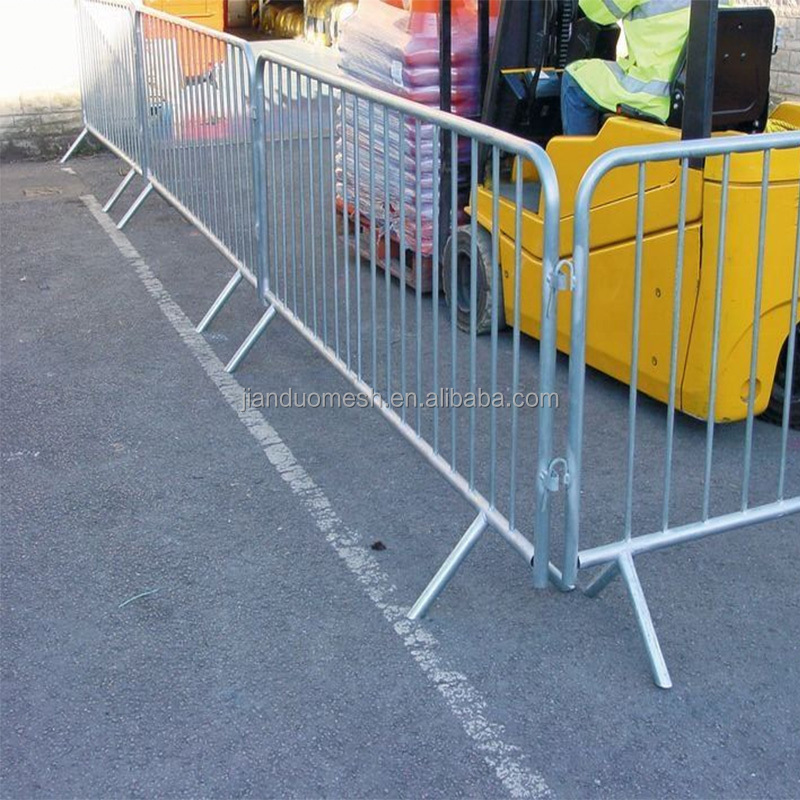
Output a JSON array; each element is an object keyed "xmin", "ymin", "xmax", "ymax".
[{"xmin": 566, "ymin": 0, "xmax": 702, "ymax": 120}]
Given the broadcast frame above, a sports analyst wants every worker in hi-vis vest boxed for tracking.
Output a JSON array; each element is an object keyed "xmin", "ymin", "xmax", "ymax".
[{"xmin": 561, "ymin": 0, "xmax": 698, "ymax": 135}]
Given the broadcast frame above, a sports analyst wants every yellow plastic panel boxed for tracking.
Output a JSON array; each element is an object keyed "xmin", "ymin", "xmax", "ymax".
[
  {"xmin": 474, "ymin": 117, "xmax": 703, "ymax": 261},
  {"xmin": 681, "ymin": 178, "xmax": 800, "ymax": 422},
  {"xmin": 144, "ymin": 0, "xmax": 225, "ymax": 31},
  {"xmin": 473, "ymin": 160, "xmax": 702, "ymax": 261},
  {"xmin": 500, "ymin": 225, "xmax": 701, "ymax": 406},
  {"xmin": 546, "ymin": 117, "xmax": 687, "ymax": 217},
  {"xmin": 704, "ymin": 143, "xmax": 800, "ymax": 184}
]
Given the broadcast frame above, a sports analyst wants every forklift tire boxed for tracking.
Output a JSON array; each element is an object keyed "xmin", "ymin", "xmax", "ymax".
[
  {"xmin": 760, "ymin": 325, "xmax": 799, "ymax": 429},
  {"xmin": 442, "ymin": 225, "xmax": 506, "ymax": 336}
]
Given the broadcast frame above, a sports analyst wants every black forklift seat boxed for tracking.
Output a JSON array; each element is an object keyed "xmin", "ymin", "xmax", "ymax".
[{"xmin": 617, "ymin": 5, "xmax": 775, "ymax": 133}]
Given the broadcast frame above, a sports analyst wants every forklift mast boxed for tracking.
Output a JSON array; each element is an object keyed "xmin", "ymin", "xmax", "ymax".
[{"xmin": 477, "ymin": 0, "xmax": 618, "ymax": 144}]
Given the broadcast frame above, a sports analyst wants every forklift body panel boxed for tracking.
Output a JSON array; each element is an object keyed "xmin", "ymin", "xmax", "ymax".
[{"xmin": 468, "ymin": 112, "xmax": 800, "ymax": 422}]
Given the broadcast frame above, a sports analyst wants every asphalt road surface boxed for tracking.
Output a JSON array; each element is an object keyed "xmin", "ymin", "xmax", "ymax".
[{"xmin": 1, "ymin": 154, "xmax": 798, "ymax": 799}]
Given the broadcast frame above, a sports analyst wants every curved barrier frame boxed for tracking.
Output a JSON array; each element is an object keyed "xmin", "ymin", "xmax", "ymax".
[{"xmin": 565, "ymin": 131, "xmax": 800, "ymax": 687}]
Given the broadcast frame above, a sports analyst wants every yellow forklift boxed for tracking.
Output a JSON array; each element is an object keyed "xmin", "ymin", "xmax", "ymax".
[{"xmin": 442, "ymin": 0, "xmax": 800, "ymax": 425}]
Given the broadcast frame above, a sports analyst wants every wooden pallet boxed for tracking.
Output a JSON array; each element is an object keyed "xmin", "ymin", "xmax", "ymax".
[{"xmin": 336, "ymin": 199, "xmax": 435, "ymax": 294}]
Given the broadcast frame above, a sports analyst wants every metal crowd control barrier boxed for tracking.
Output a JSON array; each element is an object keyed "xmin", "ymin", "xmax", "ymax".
[
  {"xmin": 131, "ymin": 4, "xmax": 262, "ymax": 358},
  {"xmin": 63, "ymin": 0, "xmax": 568, "ymax": 605},
  {"xmin": 565, "ymin": 132, "xmax": 800, "ymax": 688},
  {"xmin": 64, "ymin": 0, "xmax": 265, "ymax": 372},
  {"xmin": 62, "ymin": 0, "xmax": 147, "ymax": 213},
  {"xmin": 249, "ymin": 51, "xmax": 567, "ymax": 607},
  {"xmin": 62, "ymin": 0, "xmax": 800, "ymax": 688}
]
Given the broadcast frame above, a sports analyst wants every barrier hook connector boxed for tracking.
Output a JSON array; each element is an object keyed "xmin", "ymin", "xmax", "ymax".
[
  {"xmin": 543, "ymin": 457, "xmax": 570, "ymax": 493},
  {"xmin": 551, "ymin": 258, "xmax": 576, "ymax": 292},
  {"xmin": 546, "ymin": 259, "xmax": 575, "ymax": 318}
]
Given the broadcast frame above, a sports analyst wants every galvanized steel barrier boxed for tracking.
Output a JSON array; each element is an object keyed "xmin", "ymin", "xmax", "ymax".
[
  {"xmin": 63, "ymin": 0, "xmax": 567, "ymax": 607},
  {"xmin": 249, "ymin": 51, "xmax": 567, "ymax": 607},
  {"xmin": 131, "ymin": 3, "xmax": 262, "ymax": 359},
  {"xmin": 62, "ymin": 0, "xmax": 146, "ymax": 201},
  {"xmin": 65, "ymin": 0, "xmax": 265, "ymax": 370},
  {"xmin": 564, "ymin": 132, "xmax": 800, "ymax": 687},
  {"xmin": 63, "ymin": 0, "xmax": 800, "ymax": 687}
]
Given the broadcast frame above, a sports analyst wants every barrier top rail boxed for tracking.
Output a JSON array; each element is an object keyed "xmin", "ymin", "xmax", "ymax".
[
  {"xmin": 574, "ymin": 130, "xmax": 800, "ymax": 209},
  {"xmin": 135, "ymin": 0, "xmax": 257, "ymax": 60}
]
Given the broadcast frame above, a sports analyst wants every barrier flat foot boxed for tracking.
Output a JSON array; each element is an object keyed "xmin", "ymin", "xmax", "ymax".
[
  {"xmin": 546, "ymin": 562, "xmax": 575, "ymax": 593},
  {"xmin": 197, "ymin": 271, "xmax": 244, "ymax": 333},
  {"xmin": 225, "ymin": 306, "xmax": 277, "ymax": 373},
  {"xmin": 60, "ymin": 127, "xmax": 88, "ymax": 164},
  {"xmin": 117, "ymin": 182, "xmax": 153, "ymax": 230},
  {"xmin": 618, "ymin": 553, "xmax": 673, "ymax": 689},
  {"xmin": 408, "ymin": 513, "xmax": 488, "ymax": 621},
  {"xmin": 584, "ymin": 561, "xmax": 620, "ymax": 598},
  {"xmin": 103, "ymin": 167, "xmax": 137, "ymax": 213}
]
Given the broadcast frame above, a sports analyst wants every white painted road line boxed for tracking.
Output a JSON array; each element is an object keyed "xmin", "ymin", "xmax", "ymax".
[{"xmin": 82, "ymin": 194, "xmax": 551, "ymax": 800}]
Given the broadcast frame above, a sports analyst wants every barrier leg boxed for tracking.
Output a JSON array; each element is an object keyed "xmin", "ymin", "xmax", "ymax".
[
  {"xmin": 225, "ymin": 306, "xmax": 277, "ymax": 373},
  {"xmin": 583, "ymin": 561, "xmax": 620, "ymax": 598},
  {"xmin": 408, "ymin": 513, "xmax": 488, "ymax": 621},
  {"xmin": 103, "ymin": 167, "xmax": 137, "ymax": 213},
  {"xmin": 117, "ymin": 182, "xmax": 154, "ymax": 230},
  {"xmin": 60, "ymin": 127, "xmax": 89, "ymax": 164},
  {"xmin": 196, "ymin": 271, "xmax": 244, "ymax": 333},
  {"xmin": 618, "ymin": 553, "xmax": 672, "ymax": 689}
]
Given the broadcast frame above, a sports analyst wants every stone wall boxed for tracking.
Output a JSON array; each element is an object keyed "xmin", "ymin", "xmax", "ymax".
[
  {"xmin": 0, "ymin": 0, "xmax": 83, "ymax": 161},
  {"xmin": 767, "ymin": 0, "xmax": 800, "ymax": 103}
]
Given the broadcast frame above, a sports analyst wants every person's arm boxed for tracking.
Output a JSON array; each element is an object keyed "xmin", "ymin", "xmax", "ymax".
[{"xmin": 579, "ymin": 0, "xmax": 639, "ymax": 26}]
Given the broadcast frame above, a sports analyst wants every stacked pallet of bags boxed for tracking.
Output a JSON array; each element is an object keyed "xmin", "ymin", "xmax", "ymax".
[{"xmin": 336, "ymin": 0, "xmax": 496, "ymax": 264}]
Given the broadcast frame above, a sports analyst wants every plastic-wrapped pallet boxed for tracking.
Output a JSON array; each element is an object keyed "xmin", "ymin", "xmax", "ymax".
[{"xmin": 336, "ymin": 0, "xmax": 495, "ymax": 258}]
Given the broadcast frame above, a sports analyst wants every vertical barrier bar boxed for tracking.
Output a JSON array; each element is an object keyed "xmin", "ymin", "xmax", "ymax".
[
  {"xmin": 342, "ymin": 92, "xmax": 352, "ymax": 369},
  {"xmin": 468, "ymin": 140, "xmax": 479, "ymax": 492},
  {"xmin": 300, "ymin": 75, "xmax": 310, "ymax": 327},
  {"xmin": 415, "ymin": 120, "xmax": 423, "ymax": 435},
  {"xmin": 702, "ymin": 154, "xmax": 731, "ymax": 521},
  {"xmin": 287, "ymin": 66, "xmax": 299, "ymax": 314},
  {"xmin": 662, "ymin": 159, "xmax": 689, "ymax": 531},
  {"xmin": 489, "ymin": 146, "xmax": 500, "ymax": 507},
  {"xmin": 307, "ymin": 79, "xmax": 318, "ymax": 336},
  {"xmin": 432, "ymin": 125, "xmax": 441, "ymax": 453},
  {"xmin": 253, "ymin": 47, "xmax": 269, "ymax": 303},
  {"xmin": 450, "ymin": 130, "xmax": 458, "ymax": 466},
  {"xmin": 624, "ymin": 164, "xmax": 646, "ymax": 540},
  {"xmin": 319, "ymin": 80, "xmax": 329, "ymax": 346},
  {"xmin": 279, "ymin": 66, "xmax": 290, "ymax": 303},
  {"xmin": 509, "ymin": 160, "xmax": 523, "ymax": 531},
  {"xmin": 269, "ymin": 63, "xmax": 281, "ymax": 296},
  {"xmin": 778, "ymin": 189, "xmax": 800, "ymax": 500},
  {"xmin": 563, "ymin": 164, "xmax": 592, "ymax": 588},
  {"xmin": 533, "ymin": 155, "xmax": 561, "ymax": 588},
  {"xmin": 384, "ymin": 107, "xmax": 393, "ymax": 402},
  {"xmin": 742, "ymin": 150, "xmax": 771, "ymax": 510},
  {"xmin": 353, "ymin": 97, "xmax": 363, "ymax": 379},
  {"xmin": 328, "ymin": 84, "xmax": 340, "ymax": 357},
  {"xmin": 399, "ymin": 114, "xmax": 408, "ymax": 423},
  {"xmin": 368, "ymin": 102, "xmax": 378, "ymax": 385}
]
